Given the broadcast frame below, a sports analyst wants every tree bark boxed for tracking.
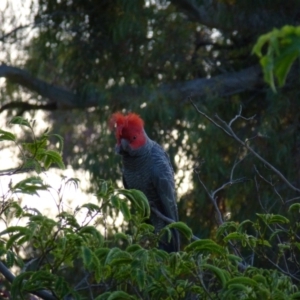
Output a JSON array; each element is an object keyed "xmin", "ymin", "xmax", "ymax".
[{"xmin": 0, "ymin": 64, "xmax": 263, "ymax": 113}]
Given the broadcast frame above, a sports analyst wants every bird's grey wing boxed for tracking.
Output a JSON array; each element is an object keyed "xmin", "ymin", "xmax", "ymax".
[
  {"xmin": 150, "ymin": 144, "xmax": 180, "ymax": 252},
  {"xmin": 150, "ymin": 146, "xmax": 178, "ymax": 223},
  {"xmin": 122, "ymin": 174, "xmax": 129, "ymax": 189}
]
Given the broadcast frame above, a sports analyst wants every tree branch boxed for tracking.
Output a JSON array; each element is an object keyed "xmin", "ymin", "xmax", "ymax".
[
  {"xmin": 151, "ymin": 207, "xmax": 200, "ymax": 241},
  {"xmin": 0, "ymin": 25, "xmax": 30, "ymax": 42},
  {"xmin": 190, "ymin": 100, "xmax": 300, "ymax": 193},
  {"xmin": 170, "ymin": 0, "xmax": 298, "ymax": 34},
  {"xmin": 0, "ymin": 101, "xmax": 57, "ymax": 114},
  {"xmin": 0, "ymin": 64, "xmax": 88, "ymax": 109},
  {"xmin": 0, "ymin": 64, "xmax": 263, "ymax": 113},
  {"xmin": 0, "ymin": 261, "xmax": 56, "ymax": 300}
]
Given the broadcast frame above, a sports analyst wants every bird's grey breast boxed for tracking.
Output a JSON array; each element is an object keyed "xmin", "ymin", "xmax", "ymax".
[{"xmin": 122, "ymin": 154, "xmax": 152, "ymax": 192}]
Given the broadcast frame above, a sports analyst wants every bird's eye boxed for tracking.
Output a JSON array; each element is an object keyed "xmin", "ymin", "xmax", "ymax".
[{"xmin": 133, "ymin": 136, "xmax": 137, "ymax": 140}]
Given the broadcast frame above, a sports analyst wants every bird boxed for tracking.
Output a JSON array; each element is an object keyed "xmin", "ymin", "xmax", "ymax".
[{"xmin": 109, "ymin": 112, "xmax": 180, "ymax": 252}]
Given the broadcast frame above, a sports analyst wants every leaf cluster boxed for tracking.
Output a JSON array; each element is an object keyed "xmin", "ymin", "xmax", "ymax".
[
  {"xmin": 0, "ymin": 119, "xmax": 300, "ymax": 299},
  {"xmin": 253, "ymin": 25, "xmax": 300, "ymax": 91}
]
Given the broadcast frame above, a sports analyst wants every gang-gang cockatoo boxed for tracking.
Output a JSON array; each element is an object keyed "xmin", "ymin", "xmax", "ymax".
[{"xmin": 109, "ymin": 112, "xmax": 180, "ymax": 252}]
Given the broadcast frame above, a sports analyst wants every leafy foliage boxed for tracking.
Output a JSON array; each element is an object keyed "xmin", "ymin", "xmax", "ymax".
[
  {"xmin": 0, "ymin": 119, "xmax": 300, "ymax": 299},
  {"xmin": 253, "ymin": 25, "xmax": 300, "ymax": 91}
]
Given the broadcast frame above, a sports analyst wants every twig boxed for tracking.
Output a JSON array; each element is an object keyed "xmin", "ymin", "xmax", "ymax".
[
  {"xmin": 190, "ymin": 98, "xmax": 300, "ymax": 193},
  {"xmin": 194, "ymin": 171, "xmax": 224, "ymax": 226},
  {"xmin": 150, "ymin": 207, "xmax": 200, "ymax": 241},
  {"xmin": 215, "ymin": 113, "xmax": 300, "ymax": 193}
]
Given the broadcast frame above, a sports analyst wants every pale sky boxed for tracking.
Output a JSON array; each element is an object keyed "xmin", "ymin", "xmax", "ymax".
[{"xmin": 0, "ymin": 0, "xmax": 105, "ymax": 229}]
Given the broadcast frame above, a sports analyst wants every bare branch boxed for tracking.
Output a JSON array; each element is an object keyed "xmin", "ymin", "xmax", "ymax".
[
  {"xmin": 228, "ymin": 106, "xmax": 256, "ymax": 127},
  {"xmin": 194, "ymin": 170, "xmax": 224, "ymax": 226},
  {"xmin": 189, "ymin": 98, "xmax": 232, "ymax": 138},
  {"xmin": 190, "ymin": 102, "xmax": 300, "ymax": 193},
  {"xmin": 214, "ymin": 113, "xmax": 300, "ymax": 193}
]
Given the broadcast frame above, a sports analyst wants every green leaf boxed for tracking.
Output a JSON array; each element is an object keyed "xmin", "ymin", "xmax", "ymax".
[
  {"xmin": 133, "ymin": 248, "xmax": 148, "ymax": 268},
  {"xmin": 10, "ymin": 116, "xmax": 31, "ymax": 128},
  {"xmin": 253, "ymin": 275, "xmax": 267, "ymax": 285},
  {"xmin": 288, "ymin": 203, "xmax": 300, "ymax": 213},
  {"xmin": 0, "ymin": 129, "xmax": 16, "ymax": 141},
  {"xmin": 23, "ymin": 139, "xmax": 47, "ymax": 156},
  {"xmin": 237, "ymin": 220, "xmax": 253, "ymax": 232},
  {"xmin": 42, "ymin": 149, "xmax": 65, "ymax": 170},
  {"xmin": 82, "ymin": 246, "xmax": 93, "ymax": 268},
  {"xmin": 95, "ymin": 292, "xmax": 111, "ymax": 300},
  {"xmin": 223, "ymin": 231, "xmax": 244, "ymax": 242},
  {"xmin": 11, "ymin": 271, "xmax": 33, "ymax": 299},
  {"xmin": 104, "ymin": 247, "xmax": 123, "ymax": 265},
  {"xmin": 81, "ymin": 202, "xmax": 100, "ymax": 212},
  {"xmin": 252, "ymin": 25, "xmax": 300, "ymax": 90},
  {"xmin": 6, "ymin": 232, "xmax": 30, "ymax": 250},
  {"xmin": 6, "ymin": 250, "xmax": 15, "ymax": 268},
  {"xmin": 95, "ymin": 248, "xmax": 110, "ymax": 262},
  {"xmin": 202, "ymin": 264, "xmax": 228, "ymax": 288},
  {"xmin": 270, "ymin": 229, "xmax": 286, "ymax": 240},
  {"xmin": 0, "ymin": 226, "xmax": 31, "ymax": 236},
  {"xmin": 110, "ymin": 195, "xmax": 121, "ymax": 209},
  {"xmin": 126, "ymin": 244, "xmax": 143, "ymax": 253},
  {"xmin": 110, "ymin": 256, "xmax": 133, "ymax": 267},
  {"xmin": 135, "ymin": 268, "xmax": 146, "ymax": 290},
  {"xmin": 114, "ymin": 232, "xmax": 129, "ymax": 242},
  {"xmin": 79, "ymin": 226, "xmax": 103, "ymax": 244},
  {"xmin": 291, "ymin": 292, "xmax": 300, "ymax": 299},
  {"xmin": 107, "ymin": 291, "xmax": 134, "ymax": 300},
  {"xmin": 226, "ymin": 276, "xmax": 258, "ymax": 288},
  {"xmin": 166, "ymin": 221, "xmax": 193, "ymax": 240},
  {"xmin": 274, "ymin": 46, "xmax": 299, "ymax": 87},
  {"xmin": 227, "ymin": 254, "xmax": 243, "ymax": 263},
  {"xmin": 129, "ymin": 189, "xmax": 150, "ymax": 217},
  {"xmin": 256, "ymin": 213, "xmax": 289, "ymax": 224},
  {"xmin": 216, "ymin": 221, "xmax": 238, "ymax": 238},
  {"xmin": 118, "ymin": 189, "xmax": 150, "ymax": 218},
  {"xmin": 50, "ymin": 133, "xmax": 64, "ymax": 153},
  {"xmin": 226, "ymin": 283, "xmax": 249, "ymax": 292},
  {"xmin": 137, "ymin": 223, "xmax": 154, "ymax": 233},
  {"xmin": 12, "ymin": 176, "xmax": 49, "ymax": 195},
  {"xmin": 185, "ymin": 239, "xmax": 226, "ymax": 256},
  {"xmin": 119, "ymin": 200, "xmax": 131, "ymax": 221},
  {"xmin": 257, "ymin": 239, "xmax": 271, "ymax": 247}
]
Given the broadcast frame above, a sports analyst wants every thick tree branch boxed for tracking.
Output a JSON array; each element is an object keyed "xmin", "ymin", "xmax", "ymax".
[
  {"xmin": 0, "ymin": 64, "xmax": 93, "ymax": 109},
  {"xmin": 171, "ymin": 0, "xmax": 297, "ymax": 35},
  {"xmin": 0, "ymin": 64, "xmax": 262, "ymax": 113},
  {"xmin": 170, "ymin": 65, "xmax": 262, "ymax": 99}
]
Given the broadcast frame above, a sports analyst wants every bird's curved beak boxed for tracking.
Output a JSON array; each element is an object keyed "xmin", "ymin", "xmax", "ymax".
[
  {"xmin": 115, "ymin": 138, "xmax": 130, "ymax": 155},
  {"xmin": 120, "ymin": 138, "xmax": 130, "ymax": 151}
]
